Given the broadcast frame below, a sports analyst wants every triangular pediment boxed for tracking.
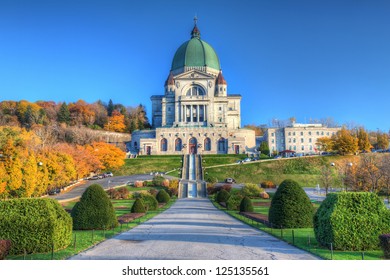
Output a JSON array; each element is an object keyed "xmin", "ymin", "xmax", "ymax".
[{"xmin": 174, "ymin": 69, "xmax": 215, "ymax": 80}]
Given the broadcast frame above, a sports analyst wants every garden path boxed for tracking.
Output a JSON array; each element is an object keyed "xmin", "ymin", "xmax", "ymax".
[{"xmin": 69, "ymin": 198, "xmax": 319, "ymax": 260}]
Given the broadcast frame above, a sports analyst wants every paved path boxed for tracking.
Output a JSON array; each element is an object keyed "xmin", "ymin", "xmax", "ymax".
[{"xmin": 69, "ymin": 198, "xmax": 319, "ymax": 260}]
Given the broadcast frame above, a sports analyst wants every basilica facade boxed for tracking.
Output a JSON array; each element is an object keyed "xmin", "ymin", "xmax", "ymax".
[{"xmin": 130, "ymin": 22, "xmax": 256, "ymax": 155}]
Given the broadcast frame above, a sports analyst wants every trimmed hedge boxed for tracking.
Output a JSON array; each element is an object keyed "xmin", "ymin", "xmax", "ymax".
[
  {"xmin": 268, "ymin": 179, "xmax": 313, "ymax": 228},
  {"xmin": 314, "ymin": 192, "xmax": 390, "ymax": 251},
  {"xmin": 226, "ymin": 194, "xmax": 243, "ymax": 211},
  {"xmin": 0, "ymin": 240, "xmax": 11, "ymax": 260},
  {"xmin": 156, "ymin": 189, "xmax": 170, "ymax": 203},
  {"xmin": 131, "ymin": 198, "xmax": 146, "ymax": 213},
  {"xmin": 379, "ymin": 234, "xmax": 390, "ymax": 259},
  {"xmin": 72, "ymin": 184, "xmax": 118, "ymax": 230},
  {"xmin": 0, "ymin": 198, "xmax": 72, "ymax": 255},
  {"xmin": 140, "ymin": 194, "xmax": 159, "ymax": 211},
  {"xmin": 240, "ymin": 197, "xmax": 254, "ymax": 212},
  {"xmin": 216, "ymin": 189, "xmax": 230, "ymax": 203}
]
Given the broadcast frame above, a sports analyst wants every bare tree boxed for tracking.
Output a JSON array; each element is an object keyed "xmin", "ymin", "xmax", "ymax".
[
  {"xmin": 359, "ymin": 153, "xmax": 383, "ymax": 193},
  {"xmin": 320, "ymin": 164, "xmax": 334, "ymax": 195},
  {"xmin": 380, "ymin": 154, "xmax": 390, "ymax": 203}
]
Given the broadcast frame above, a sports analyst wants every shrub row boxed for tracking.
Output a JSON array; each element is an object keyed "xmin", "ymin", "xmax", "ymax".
[
  {"xmin": 0, "ymin": 198, "xmax": 72, "ymax": 255},
  {"xmin": 379, "ymin": 234, "xmax": 390, "ymax": 259},
  {"xmin": 107, "ymin": 187, "xmax": 129, "ymax": 199},
  {"xmin": 0, "ymin": 240, "xmax": 12, "ymax": 260}
]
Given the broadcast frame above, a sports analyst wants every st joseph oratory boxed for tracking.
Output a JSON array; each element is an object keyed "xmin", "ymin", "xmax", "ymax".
[{"xmin": 130, "ymin": 19, "xmax": 256, "ymax": 155}]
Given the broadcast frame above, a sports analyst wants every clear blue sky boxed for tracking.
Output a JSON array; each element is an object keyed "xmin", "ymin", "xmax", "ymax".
[{"xmin": 1, "ymin": 0, "xmax": 389, "ymax": 131}]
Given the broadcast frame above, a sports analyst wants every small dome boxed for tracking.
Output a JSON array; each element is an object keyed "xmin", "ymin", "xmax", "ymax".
[{"xmin": 171, "ymin": 24, "xmax": 220, "ymax": 72}]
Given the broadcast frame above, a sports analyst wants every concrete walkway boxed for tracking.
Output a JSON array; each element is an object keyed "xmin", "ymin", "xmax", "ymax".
[{"xmin": 69, "ymin": 198, "xmax": 319, "ymax": 260}]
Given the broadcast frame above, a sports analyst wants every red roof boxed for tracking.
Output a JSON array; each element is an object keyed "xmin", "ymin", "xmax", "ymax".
[
  {"xmin": 164, "ymin": 71, "xmax": 174, "ymax": 86},
  {"xmin": 216, "ymin": 71, "xmax": 227, "ymax": 85}
]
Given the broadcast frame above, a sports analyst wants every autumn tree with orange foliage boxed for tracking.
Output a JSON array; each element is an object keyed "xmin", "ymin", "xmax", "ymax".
[
  {"xmin": 87, "ymin": 142, "xmax": 125, "ymax": 170},
  {"xmin": 104, "ymin": 110, "xmax": 126, "ymax": 132},
  {"xmin": 55, "ymin": 143, "xmax": 103, "ymax": 178}
]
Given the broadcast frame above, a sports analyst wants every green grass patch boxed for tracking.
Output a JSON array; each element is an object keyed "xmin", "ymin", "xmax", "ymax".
[{"xmin": 112, "ymin": 156, "xmax": 182, "ymax": 176}]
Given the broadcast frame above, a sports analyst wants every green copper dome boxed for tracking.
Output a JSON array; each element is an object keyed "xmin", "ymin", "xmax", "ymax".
[{"xmin": 171, "ymin": 25, "xmax": 221, "ymax": 71}]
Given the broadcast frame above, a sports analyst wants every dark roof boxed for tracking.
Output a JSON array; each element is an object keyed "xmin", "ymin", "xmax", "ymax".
[
  {"xmin": 164, "ymin": 71, "xmax": 174, "ymax": 86},
  {"xmin": 216, "ymin": 71, "xmax": 227, "ymax": 85}
]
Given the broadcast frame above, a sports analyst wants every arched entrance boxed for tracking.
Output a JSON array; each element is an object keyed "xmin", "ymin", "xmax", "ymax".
[{"xmin": 189, "ymin": 137, "xmax": 197, "ymax": 154}]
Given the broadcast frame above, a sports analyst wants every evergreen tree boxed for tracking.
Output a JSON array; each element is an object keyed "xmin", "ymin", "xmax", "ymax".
[
  {"xmin": 107, "ymin": 99, "xmax": 114, "ymax": 117},
  {"xmin": 259, "ymin": 141, "xmax": 270, "ymax": 156},
  {"xmin": 57, "ymin": 102, "xmax": 70, "ymax": 125}
]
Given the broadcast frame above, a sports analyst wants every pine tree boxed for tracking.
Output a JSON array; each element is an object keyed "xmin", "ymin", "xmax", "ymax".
[
  {"xmin": 57, "ymin": 102, "xmax": 70, "ymax": 124},
  {"xmin": 107, "ymin": 99, "xmax": 114, "ymax": 117}
]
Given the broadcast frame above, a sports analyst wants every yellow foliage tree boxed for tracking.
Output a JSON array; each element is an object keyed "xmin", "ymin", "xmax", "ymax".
[
  {"xmin": 0, "ymin": 163, "xmax": 8, "ymax": 197},
  {"xmin": 22, "ymin": 153, "xmax": 38, "ymax": 197},
  {"xmin": 87, "ymin": 142, "xmax": 125, "ymax": 170},
  {"xmin": 104, "ymin": 110, "xmax": 126, "ymax": 132}
]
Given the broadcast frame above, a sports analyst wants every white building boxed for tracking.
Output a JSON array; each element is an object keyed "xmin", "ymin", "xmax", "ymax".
[
  {"xmin": 130, "ymin": 21, "xmax": 256, "ymax": 155},
  {"xmin": 264, "ymin": 123, "xmax": 341, "ymax": 155}
]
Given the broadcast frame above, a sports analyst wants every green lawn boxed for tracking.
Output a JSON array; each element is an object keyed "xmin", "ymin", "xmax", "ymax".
[
  {"xmin": 112, "ymin": 156, "xmax": 182, "ymax": 176},
  {"xmin": 204, "ymin": 155, "xmax": 346, "ymax": 187},
  {"xmin": 212, "ymin": 198, "xmax": 385, "ymax": 260}
]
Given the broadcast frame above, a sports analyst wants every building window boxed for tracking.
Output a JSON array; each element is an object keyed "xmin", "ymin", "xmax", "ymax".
[
  {"xmin": 160, "ymin": 138, "xmax": 168, "ymax": 152},
  {"xmin": 186, "ymin": 86, "xmax": 205, "ymax": 96},
  {"xmin": 134, "ymin": 141, "xmax": 137, "ymax": 148},
  {"xmin": 204, "ymin": 138, "xmax": 211, "ymax": 151},
  {"xmin": 288, "ymin": 132, "xmax": 291, "ymax": 136},
  {"xmin": 309, "ymin": 138, "xmax": 312, "ymax": 143},
  {"xmin": 175, "ymin": 138, "xmax": 182, "ymax": 151},
  {"xmin": 301, "ymin": 145, "xmax": 304, "ymax": 151},
  {"xmin": 271, "ymin": 133, "xmax": 274, "ymax": 137},
  {"xmin": 289, "ymin": 146, "xmax": 292, "ymax": 150},
  {"xmin": 289, "ymin": 138, "xmax": 291, "ymax": 143},
  {"xmin": 308, "ymin": 131, "xmax": 312, "ymax": 136},
  {"xmin": 316, "ymin": 131, "xmax": 319, "ymax": 136},
  {"xmin": 293, "ymin": 132, "xmax": 296, "ymax": 136},
  {"xmin": 293, "ymin": 145, "xmax": 296, "ymax": 150},
  {"xmin": 272, "ymin": 139, "xmax": 275, "ymax": 144},
  {"xmin": 293, "ymin": 138, "xmax": 296, "ymax": 143},
  {"xmin": 218, "ymin": 138, "xmax": 226, "ymax": 152},
  {"xmin": 219, "ymin": 107, "xmax": 222, "ymax": 111},
  {"xmin": 310, "ymin": 145, "xmax": 313, "ymax": 150},
  {"xmin": 301, "ymin": 138, "xmax": 304, "ymax": 143},
  {"xmin": 321, "ymin": 131, "xmax": 324, "ymax": 135},
  {"xmin": 300, "ymin": 132, "xmax": 303, "ymax": 136},
  {"xmin": 168, "ymin": 107, "xmax": 171, "ymax": 112},
  {"xmin": 327, "ymin": 132, "xmax": 330, "ymax": 136}
]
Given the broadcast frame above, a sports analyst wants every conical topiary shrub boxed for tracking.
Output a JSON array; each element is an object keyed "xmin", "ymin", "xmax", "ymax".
[
  {"xmin": 239, "ymin": 197, "xmax": 254, "ymax": 212},
  {"xmin": 156, "ymin": 189, "xmax": 170, "ymax": 203},
  {"xmin": 140, "ymin": 194, "xmax": 158, "ymax": 211},
  {"xmin": 71, "ymin": 184, "xmax": 118, "ymax": 230},
  {"xmin": 216, "ymin": 189, "xmax": 230, "ymax": 203},
  {"xmin": 268, "ymin": 179, "xmax": 313, "ymax": 228},
  {"xmin": 131, "ymin": 198, "xmax": 146, "ymax": 213}
]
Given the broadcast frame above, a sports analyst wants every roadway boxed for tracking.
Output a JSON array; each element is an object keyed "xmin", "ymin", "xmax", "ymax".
[{"xmin": 52, "ymin": 174, "xmax": 176, "ymax": 202}]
